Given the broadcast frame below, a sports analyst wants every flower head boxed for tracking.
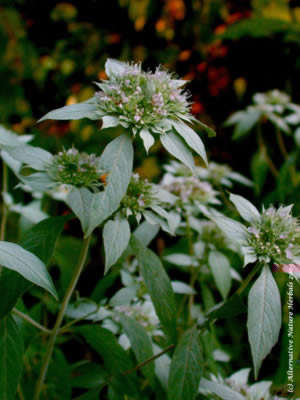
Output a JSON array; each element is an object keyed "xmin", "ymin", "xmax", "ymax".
[
  {"xmin": 212, "ymin": 194, "xmax": 300, "ymax": 267},
  {"xmin": 199, "ymin": 368, "xmax": 286, "ymax": 400},
  {"xmin": 119, "ymin": 173, "xmax": 174, "ymax": 234},
  {"xmin": 95, "ymin": 62, "xmax": 191, "ymax": 133},
  {"xmin": 48, "ymin": 147, "xmax": 104, "ymax": 191},
  {"xmin": 246, "ymin": 205, "xmax": 300, "ymax": 265}
]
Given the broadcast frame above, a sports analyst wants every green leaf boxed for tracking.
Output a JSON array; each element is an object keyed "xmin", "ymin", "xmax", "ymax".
[
  {"xmin": 18, "ymin": 172, "xmax": 53, "ymax": 192},
  {"xmin": 172, "ymin": 120, "xmax": 207, "ymax": 165},
  {"xmin": 206, "ymin": 294, "xmax": 247, "ymax": 320},
  {"xmin": 229, "ymin": 193, "xmax": 260, "ymax": 223},
  {"xmin": 4, "ymin": 145, "xmax": 53, "ymax": 171},
  {"xmin": 193, "ymin": 119, "xmax": 216, "ymax": 138},
  {"xmin": 0, "ymin": 126, "xmax": 27, "ymax": 148},
  {"xmin": 71, "ymin": 362, "xmax": 106, "ymax": 389},
  {"xmin": 250, "ymin": 150, "xmax": 269, "ymax": 195},
  {"xmin": 0, "ymin": 270, "xmax": 30, "ymax": 319},
  {"xmin": 232, "ymin": 109, "xmax": 261, "ymax": 140},
  {"xmin": 105, "ymin": 59, "xmax": 127, "ymax": 77},
  {"xmin": 103, "ymin": 218, "xmax": 131, "ymax": 274},
  {"xmin": 140, "ymin": 129, "xmax": 154, "ymax": 153},
  {"xmin": 118, "ymin": 314, "xmax": 155, "ymax": 382},
  {"xmin": 101, "ymin": 116, "xmax": 120, "ymax": 130},
  {"xmin": 133, "ymin": 221, "xmax": 159, "ymax": 247},
  {"xmin": 37, "ymin": 98, "xmax": 98, "ymax": 122},
  {"xmin": 171, "ymin": 281, "xmax": 196, "ymax": 295},
  {"xmin": 200, "ymin": 378, "xmax": 244, "ymax": 400},
  {"xmin": 0, "ymin": 241, "xmax": 57, "ymax": 299},
  {"xmin": 0, "ymin": 217, "xmax": 67, "ymax": 318},
  {"xmin": 76, "ymin": 325, "xmax": 138, "ymax": 396},
  {"xmin": 85, "ymin": 134, "xmax": 133, "ymax": 236},
  {"xmin": 0, "ymin": 314, "xmax": 24, "ymax": 400},
  {"xmin": 208, "ymin": 251, "xmax": 232, "ymax": 299},
  {"xmin": 160, "ymin": 131, "xmax": 194, "ymax": 170},
  {"xmin": 168, "ymin": 327, "xmax": 203, "ymax": 400},
  {"xmin": 211, "ymin": 215, "xmax": 248, "ymax": 245},
  {"xmin": 66, "ymin": 187, "xmax": 93, "ymax": 234},
  {"xmin": 131, "ymin": 237, "xmax": 177, "ymax": 342},
  {"xmin": 20, "ymin": 215, "xmax": 71, "ymax": 265},
  {"xmin": 247, "ymin": 265, "xmax": 282, "ymax": 379}
]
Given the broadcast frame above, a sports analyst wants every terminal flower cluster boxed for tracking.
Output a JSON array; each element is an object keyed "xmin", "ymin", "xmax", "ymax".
[{"xmin": 95, "ymin": 60, "xmax": 191, "ymax": 137}]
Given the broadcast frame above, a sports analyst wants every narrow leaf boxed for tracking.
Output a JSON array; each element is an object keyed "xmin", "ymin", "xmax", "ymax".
[
  {"xmin": 38, "ymin": 98, "xmax": 98, "ymax": 122},
  {"xmin": 20, "ymin": 215, "xmax": 71, "ymax": 265},
  {"xmin": 229, "ymin": 193, "xmax": 260, "ymax": 223},
  {"xmin": 247, "ymin": 265, "xmax": 282, "ymax": 378},
  {"xmin": 172, "ymin": 120, "xmax": 208, "ymax": 165},
  {"xmin": 211, "ymin": 215, "xmax": 248, "ymax": 245},
  {"xmin": 103, "ymin": 218, "xmax": 131, "ymax": 274},
  {"xmin": 140, "ymin": 129, "xmax": 154, "ymax": 153},
  {"xmin": 160, "ymin": 131, "xmax": 194, "ymax": 170},
  {"xmin": 0, "ymin": 314, "xmax": 24, "ymax": 400},
  {"xmin": 168, "ymin": 328, "xmax": 203, "ymax": 400},
  {"xmin": 77, "ymin": 325, "xmax": 138, "ymax": 396},
  {"xmin": 0, "ymin": 217, "xmax": 68, "ymax": 318},
  {"xmin": 208, "ymin": 251, "xmax": 232, "ymax": 299},
  {"xmin": 131, "ymin": 237, "xmax": 177, "ymax": 342},
  {"xmin": 66, "ymin": 187, "xmax": 93, "ymax": 234},
  {"xmin": 118, "ymin": 314, "xmax": 155, "ymax": 382},
  {"xmin": 101, "ymin": 116, "xmax": 119, "ymax": 130},
  {"xmin": 200, "ymin": 378, "xmax": 244, "ymax": 400},
  {"xmin": 4, "ymin": 145, "xmax": 53, "ymax": 171},
  {"xmin": 105, "ymin": 59, "xmax": 127, "ymax": 77},
  {"xmin": 0, "ymin": 241, "xmax": 57, "ymax": 299}
]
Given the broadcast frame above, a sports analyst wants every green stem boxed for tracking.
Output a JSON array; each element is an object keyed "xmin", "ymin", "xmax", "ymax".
[
  {"xmin": 59, "ymin": 307, "xmax": 100, "ymax": 335},
  {"xmin": 257, "ymin": 125, "xmax": 279, "ymax": 178},
  {"xmin": 275, "ymin": 128, "xmax": 299, "ymax": 187},
  {"xmin": 236, "ymin": 262, "xmax": 262, "ymax": 296},
  {"xmin": 122, "ymin": 344, "xmax": 175, "ymax": 376},
  {"xmin": 13, "ymin": 308, "xmax": 51, "ymax": 335},
  {"xmin": 275, "ymin": 128, "xmax": 289, "ymax": 160},
  {"xmin": 186, "ymin": 213, "xmax": 197, "ymax": 326},
  {"xmin": 0, "ymin": 161, "xmax": 8, "ymax": 277},
  {"xmin": 33, "ymin": 235, "xmax": 91, "ymax": 400}
]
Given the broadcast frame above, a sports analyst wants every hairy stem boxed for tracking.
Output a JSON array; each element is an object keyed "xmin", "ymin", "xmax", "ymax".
[
  {"xmin": 13, "ymin": 308, "xmax": 51, "ymax": 335},
  {"xmin": 34, "ymin": 235, "xmax": 91, "ymax": 400}
]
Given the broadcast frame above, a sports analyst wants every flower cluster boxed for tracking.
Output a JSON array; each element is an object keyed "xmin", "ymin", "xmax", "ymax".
[
  {"xmin": 199, "ymin": 369, "xmax": 285, "ymax": 400},
  {"xmin": 225, "ymin": 89, "xmax": 300, "ymax": 138},
  {"xmin": 246, "ymin": 205, "xmax": 300, "ymax": 265},
  {"xmin": 253, "ymin": 89, "xmax": 291, "ymax": 113},
  {"xmin": 212, "ymin": 194, "xmax": 300, "ymax": 268},
  {"xmin": 115, "ymin": 298, "xmax": 160, "ymax": 335},
  {"xmin": 162, "ymin": 175, "xmax": 218, "ymax": 205},
  {"xmin": 119, "ymin": 173, "xmax": 174, "ymax": 233},
  {"xmin": 164, "ymin": 160, "xmax": 252, "ymax": 188},
  {"xmin": 95, "ymin": 60, "xmax": 190, "ymax": 136},
  {"xmin": 48, "ymin": 148, "xmax": 105, "ymax": 191},
  {"xmin": 161, "ymin": 162, "xmax": 220, "ymax": 207}
]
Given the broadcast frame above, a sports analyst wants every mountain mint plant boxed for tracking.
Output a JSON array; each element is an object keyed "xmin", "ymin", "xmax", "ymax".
[{"xmin": 0, "ymin": 58, "xmax": 298, "ymax": 400}]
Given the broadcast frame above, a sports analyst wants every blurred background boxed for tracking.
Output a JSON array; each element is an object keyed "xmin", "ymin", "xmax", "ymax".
[
  {"xmin": 1, "ymin": 0, "xmax": 300, "ymax": 396},
  {"xmin": 1, "ymin": 0, "xmax": 300, "ymax": 191}
]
